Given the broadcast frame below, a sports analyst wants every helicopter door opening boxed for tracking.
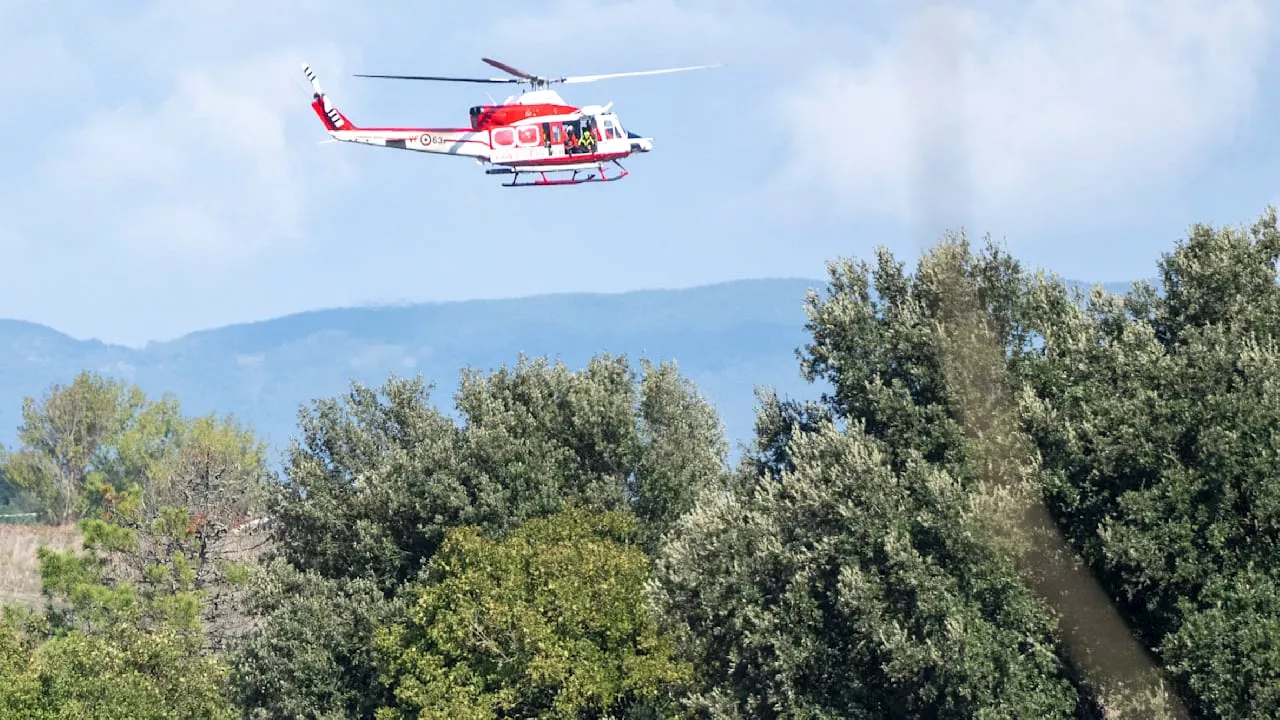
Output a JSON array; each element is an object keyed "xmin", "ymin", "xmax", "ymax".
[
  {"xmin": 550, "ymin": 123, "xmax": 564, "ymax": 155},
  {"xmin": 564, "ymin": 118, "xmax": 582, "ymax": 155}
]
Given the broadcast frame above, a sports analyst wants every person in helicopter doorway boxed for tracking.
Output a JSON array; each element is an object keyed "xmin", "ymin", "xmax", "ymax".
[
  {"xmin": 564, "ymin": 126, "xmax": 581, "ymax": 154},
  {"xmin": 578, "ymin": 125, "xmax": 596, "ymax": 153}
]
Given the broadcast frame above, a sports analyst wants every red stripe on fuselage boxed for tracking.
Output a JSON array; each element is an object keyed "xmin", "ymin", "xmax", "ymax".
[
  {"xmin": 355, "ymin": 126, "xmax": 476, "ymax": 132},
  {"xmin": 339, "ymin": 130, "xmax": 493, "ymax": 148}
]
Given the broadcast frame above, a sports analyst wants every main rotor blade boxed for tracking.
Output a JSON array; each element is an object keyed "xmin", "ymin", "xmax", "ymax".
[
  {"xmin": 481, "ymin": 57, "xmax": 538, "ymax": 81},
  {"xmin": 353, "ymin": 73, "xmax": 519, "ymax": 84},
  {"xmin": 559, "ymin": 64, "xmax": 722, "ymax": 83}
]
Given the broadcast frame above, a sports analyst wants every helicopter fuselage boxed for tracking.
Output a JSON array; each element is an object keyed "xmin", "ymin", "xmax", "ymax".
[
  {"xmin": 302, "ymin": 62, "xmax": 672, "ymax": 186},
  {"xmin": 310, "ymin": 88, "xmax": 651, "ymax": 167}
]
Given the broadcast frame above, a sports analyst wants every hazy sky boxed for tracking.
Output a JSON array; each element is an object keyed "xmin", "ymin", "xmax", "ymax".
[{"xmin": 3, "ymin": 0, "xmax": 1278, "ymax": 347}]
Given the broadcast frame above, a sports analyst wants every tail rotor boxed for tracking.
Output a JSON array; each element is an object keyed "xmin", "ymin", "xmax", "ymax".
[{"xmin": 301, "ymin": 62, "xmax": 353, "ymax": 131}]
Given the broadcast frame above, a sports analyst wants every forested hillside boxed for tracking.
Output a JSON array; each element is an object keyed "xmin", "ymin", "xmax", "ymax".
[{"xmin": 2, "ymin": 212, "xmax": 1275, "ymax": 718}]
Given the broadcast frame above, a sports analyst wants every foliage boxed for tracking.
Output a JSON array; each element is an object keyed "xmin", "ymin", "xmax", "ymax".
[
  {"xmin": 654, "ymin": 418, "xmax": 1083, "ymax": 719},
  {"xmin": 0, "ymin": 379, "xmax": 268, "ymax": 716},
  {"xmin": 239, "ymin": 355, "xmax": 726, "ymax": 716},
  {"xmin": 267, "ymin": 354, "xmax": 729, "ymax": 594},
  {"xmin": 797, "ymin": 235, "xmax": 1035, "ymax": 478},
  {"xmin": 31, "ymin": 407, "xmax": 271, "ymax": 651},
  {"xmin": 0, "ymin": 443, "xmax": 41, "ymax": 518},
  {"xmin": 376, "ymin": 507, "xmax": 692, "ymax": 720},
  {"xmin": 0, "ymin": 371, "xmax": 265, "ymax": 529},
  {"xmin": 5, "ymin": 208, "xmax": 1280, "ymax": 719},
  {"xmin": 2, "ymin": 373, "xmax": 138, "ymax": 523},
  {"xmin": 1018, "ymin": 209, "xmax": 1280, "ymax": 717},
  {"xmin": 631, "ymin": 360, "xmax": 731, "ymax": 551},
  {"xmin": 778, "ymin": 237, "xmax": 1124, "ymax": 711},
  {"xmin": 0, "ymin": 606, "xmax": 237, "ymax": 719},
  {"xmin": 230, "ymin": 560, "xmax": 405, "ymax": 720}
]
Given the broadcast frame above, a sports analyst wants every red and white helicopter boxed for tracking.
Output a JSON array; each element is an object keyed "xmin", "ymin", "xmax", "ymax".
[{"xmin": 302, "ymin": 57, "xmax": 718, "ymax": 187}]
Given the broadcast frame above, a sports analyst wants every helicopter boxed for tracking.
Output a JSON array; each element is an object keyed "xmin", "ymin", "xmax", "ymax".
[{"xmin": 301, "ymin": 57, "xmax": 719, "ymax": 187}]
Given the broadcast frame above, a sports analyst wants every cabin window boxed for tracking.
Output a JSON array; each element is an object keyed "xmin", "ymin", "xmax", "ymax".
[
  {"xmin": 602, "ymin": 117, "xmax": 618, "ymax": 140},
  {"xmin": 493, "ymin": 127, "xmax": 515, "ymax": 146},
  {"xmin": 517, "ymin": 125, "xmax": 540, "ymax": 145},
  {"xmin": 552, "ymin": 124, "xmax": 562, "ymax": 144}
]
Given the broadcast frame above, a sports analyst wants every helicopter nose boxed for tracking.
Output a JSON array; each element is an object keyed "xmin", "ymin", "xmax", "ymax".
[{"xmin": 627, "ymin": 131, "xmax": 653, "ymax": 152}]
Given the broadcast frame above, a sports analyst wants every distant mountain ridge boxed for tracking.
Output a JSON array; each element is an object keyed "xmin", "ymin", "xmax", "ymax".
[{"xmin": 0, "ymin": 276, "xmax": 1142, "ymax": 465}]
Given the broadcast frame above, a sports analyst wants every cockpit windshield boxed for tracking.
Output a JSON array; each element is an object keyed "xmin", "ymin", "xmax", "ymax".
[{"xmin": 599, "ymin": 114, "xmax": 623, "ymax": 141}]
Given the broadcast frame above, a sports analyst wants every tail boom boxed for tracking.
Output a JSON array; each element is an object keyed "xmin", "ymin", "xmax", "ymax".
[
  {"xmin": 328, "ymin": 127, "xmax": 492, "ymax": 159},
  {"xmin": 302, "ymin": 62, "xmax": 490, "ymax": 159}
]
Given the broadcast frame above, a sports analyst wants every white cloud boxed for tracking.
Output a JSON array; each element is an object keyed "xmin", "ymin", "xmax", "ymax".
[
  {"xmin": 0, "ymin": 2, "xmax": 372, "ymax": 344},
  {"xmin": 766, "ymin": 0, "xmax": 1272, "ymax": 227},
  {"xmin": 482, "ymin": 0, "xmax": 865, "ymax": 73},
  {"xmin": 0, "ymin": 0, "xmax": 363, "ymax": 265},
  {"xmin": 35, "ymin": 47, "xmax": 355, "ymax": 262}
]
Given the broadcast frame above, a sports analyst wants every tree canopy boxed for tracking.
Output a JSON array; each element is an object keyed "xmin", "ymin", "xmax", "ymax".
[{"xmin": 3, "ymin": 207, "xmax": 1280, "ymax": 718}]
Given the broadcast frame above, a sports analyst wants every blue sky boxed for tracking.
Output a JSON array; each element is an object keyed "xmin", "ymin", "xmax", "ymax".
[{"xmin": 2, "ymin": 0, "xmax": 1278, "ymax": 347}]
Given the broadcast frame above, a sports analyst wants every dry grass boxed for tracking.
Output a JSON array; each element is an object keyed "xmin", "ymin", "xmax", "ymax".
[{"xmin": 0, "ymin": 523, "xmax": 81, "ymax": 608}]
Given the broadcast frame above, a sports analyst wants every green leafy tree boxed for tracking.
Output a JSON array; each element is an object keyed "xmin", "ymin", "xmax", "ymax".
[
  {"xmin": 653, "ymin": 418, "xmax": 1084, "ymax": 719},
  {"xmin": 0, "ymin": 396, "xmax": 268, "ymax": 716},
  {"xmin": 669, "ymin": 235, "xmax": 1191, "ymax": 717},
  {"xmin": 240, "ymin": 354, "xmax": 727, "ymax": 718},
  {"xmin": 1018, "ymin": 208, "xmax": 1280, "ymax": 717},
  {"xmin": 230, "ymin": 561, "xmax": 405, "ymax": 720},
  {"xmin": 0, "ymin": 442, "xmax": 39, "ymax": 516},
  {"xmin": 376, "ymin": 507, "xmax": 692, "ymax": 720},
  {"xmin": 0, "ymin": 606, "xmax": 237, "ymax": 719},
  {"xmin": 270, "ymin": 355, "xmax": 728, "ymax": 594},
  {"xmin": 632, "ymin": 359, "xmax": 730, "ymax": 551},
  {"xmin": 797, "ymin": 237, "xmax": 1035, "ymax": 477},
  {"xmin": 267, "ymin": 372, "xmax": 473, "ymax": 595},
  {"xmin": 3, "ymin": 372, "xmax": 138, "ymax": 523},
  {"xmin": 0, "ymin": 372, "xmax": 223, "ymax": 526},
  {"xmin": 32, "ymin": 407, "xmax": 270, "ymax": 653},
  {"xmin": 93, "ymin": 392, "xmax": 188, "ymax": 516},
  {"xmin": 814, "ymin": 236, "xmax": 1204, "ymax": 714}
]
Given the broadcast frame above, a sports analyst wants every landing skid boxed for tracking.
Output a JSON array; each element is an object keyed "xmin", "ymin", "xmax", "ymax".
[{"xmin": 491, "ymin": 160, "xmax": 629, "ymax": 187}]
